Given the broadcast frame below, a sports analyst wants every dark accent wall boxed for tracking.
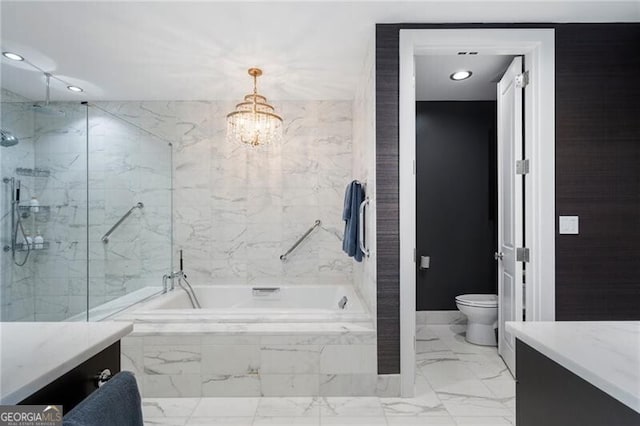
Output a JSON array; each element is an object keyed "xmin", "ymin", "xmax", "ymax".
[
  {"xmin": 375, "ymin": 23, "xmax": 640, "ymax": 374},
  {"xmin": 554, "ymin": 25, "xmax": 640, "ymax": 320},
  {"xmin": 416, "ymin": 101, "xmax": 497, "ymax": 310},
  {"xmin": 375, "ymin": 25, "xmax": 401, "ymax": 374}
]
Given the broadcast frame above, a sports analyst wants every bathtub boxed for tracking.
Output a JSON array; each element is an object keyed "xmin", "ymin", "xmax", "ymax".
[
  {"xmin": 117, "ymin": 284, "xmax": 370, "ymax": 323},
  {"xmin": 117, "ymin": 284, "xmax": 377, "ymax": 397}
]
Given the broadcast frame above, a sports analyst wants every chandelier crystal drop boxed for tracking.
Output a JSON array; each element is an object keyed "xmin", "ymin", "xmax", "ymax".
[{"xmin": 226, "ymin": 67, "xmax": 283, "ymax": 147}]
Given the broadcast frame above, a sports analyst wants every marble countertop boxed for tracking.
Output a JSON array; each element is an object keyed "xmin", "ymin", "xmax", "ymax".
[
  {"xmin": 506, "ymin": 321, "xmax": 640, "ymax": 413},
  {"xmin": 0, "ymin": 321, "xmax": 133, "ymax": 405}
]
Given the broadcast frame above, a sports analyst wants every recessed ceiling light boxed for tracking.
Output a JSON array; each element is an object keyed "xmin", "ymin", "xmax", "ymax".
[
  {"xmin": 2, "ymin": 52, "xmax": 24, "ymax": 61},
  {"xmin": 450, "ymin": 71, "xmax": 472, "ymax": 81},
  {"xmin": 67, "ymin": 85, "xmax": 83, "ymax": 93}
]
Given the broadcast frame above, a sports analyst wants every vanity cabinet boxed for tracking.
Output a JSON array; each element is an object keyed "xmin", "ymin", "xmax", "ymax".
[
  {"xmin": 516, "ymin": 339, "xmax": 640, "ymax": 426},
  {"xmin": 18, "ymin": 341, "xmax": 121, "ymax": 414}
]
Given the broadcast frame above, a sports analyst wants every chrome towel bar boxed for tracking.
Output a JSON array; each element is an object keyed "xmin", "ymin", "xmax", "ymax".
[
  {"xmin": 280, "ymin": 219, "xmax": 321, "ymax": 262},
  {"xmin": 358, "ymin": 198, "xmax": 370, "ymax": 257},
  {"xmin": 101, "ymin": 202, "xmax": 144, "ymax": 243}
]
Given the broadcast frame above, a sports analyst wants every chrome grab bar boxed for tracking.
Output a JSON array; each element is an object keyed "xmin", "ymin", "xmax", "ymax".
[
  {"xmin": 101, "ymin": 202, "xmax": 144, "ymax": 243},
  {"xmin": 280, "ymin": 219, "xmax": 321, "ymax": 262},
  {"xmin": 358, "ymin": 198, "xmax": 370, "ymax": 257}
]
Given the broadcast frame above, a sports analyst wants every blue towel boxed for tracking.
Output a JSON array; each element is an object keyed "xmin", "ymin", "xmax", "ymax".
[
  {"xmin": 342, "ymin": 180, "xmax": 364, "ymax": 262},
  {"xmin": 63, "ymin": 371, "xmax": 143, "ymax": 426}
]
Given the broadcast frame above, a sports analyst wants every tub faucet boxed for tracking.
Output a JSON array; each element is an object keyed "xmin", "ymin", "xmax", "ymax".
[
  {"xmin": 162, "ymin": 270, "xmax": 185, "ymax": 293},
  {"xmin": 163, "ymin": 250, "xmax": 189, "ymax": 293}
]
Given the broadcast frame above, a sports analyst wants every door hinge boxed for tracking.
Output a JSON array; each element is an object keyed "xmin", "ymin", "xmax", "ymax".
[
  {"xmin": 413, "ymin": 160, "xmax": 416, "ymax": 175},
  {"xmin": 516, "ymin": 247, "xmax": 530, "ymax": 263},
  {"xmin": 516, "ymin": 159, "xmax": 530, "ymax": 175},
  {"xmin": 516, "ymin": 70, "xmax": 529, "ymax": 88},
  {"xmin": 413, "ymin": 248, "xmax": 416, "ymax": 262}
]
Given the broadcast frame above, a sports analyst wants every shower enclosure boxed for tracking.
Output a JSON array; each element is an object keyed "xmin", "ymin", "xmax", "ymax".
[{"xmin": 1, "ymin": 90, "xmax": 172, "ymax": 321}]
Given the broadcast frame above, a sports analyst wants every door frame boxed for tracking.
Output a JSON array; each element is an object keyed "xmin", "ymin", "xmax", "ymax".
[{"xmin": 399, "ymin": 28, "xmax": 555, "ymax": 397}]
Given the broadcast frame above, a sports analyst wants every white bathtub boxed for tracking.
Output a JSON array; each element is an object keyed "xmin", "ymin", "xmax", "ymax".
[{"xmin": 118, "ymin": 284, "xmax": 370, "ymax": 323}]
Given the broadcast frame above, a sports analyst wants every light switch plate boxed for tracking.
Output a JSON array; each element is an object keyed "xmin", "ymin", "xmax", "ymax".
[{"xmin": 559, "ymin": 216, "xmax": 579, "ymax": 234}]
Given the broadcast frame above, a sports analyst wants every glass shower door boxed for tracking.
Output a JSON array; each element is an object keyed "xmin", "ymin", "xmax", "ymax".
[
  {"xmin": 1, "ymin": 96, "xmax": 88, "ymax": 321},
  {"xmin": 87, "ymin": 105, "xmax": 172, "ymax": 320}
]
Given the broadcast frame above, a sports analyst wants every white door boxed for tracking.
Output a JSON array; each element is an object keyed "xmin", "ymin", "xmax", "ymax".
[{"xmin": 497, "ymin": 56, "xmax": 524, "ymax": 375}]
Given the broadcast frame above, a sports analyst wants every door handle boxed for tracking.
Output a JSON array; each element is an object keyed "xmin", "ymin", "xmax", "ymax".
[
  {"xmin": 419, "ymin": 256, "xmax": 430, "ymax": 270},
  {"xmin": 494, "ymin": 252, "xmax": 504, "ymax": 261}
]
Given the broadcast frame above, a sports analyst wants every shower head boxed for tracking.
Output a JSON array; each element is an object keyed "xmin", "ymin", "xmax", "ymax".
[
  {"xmin": 32, "ymin": 72, "xmax": 66, "ymax": 117},
  {"xmin": 0, "ymin": 129, "xmax": 19, "ymax": 147}
]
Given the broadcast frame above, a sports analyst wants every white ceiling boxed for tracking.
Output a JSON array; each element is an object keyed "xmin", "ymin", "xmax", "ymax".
[
  {"xmin": 416, "ymin": 54, "xmax": 515, "ymax": 101},
  {"xmin": 1, "ymin": 1, "xmax": 639, "ymax": 101}
]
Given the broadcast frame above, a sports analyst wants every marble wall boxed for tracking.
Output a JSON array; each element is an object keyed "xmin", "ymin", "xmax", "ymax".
[
  {"xmin": 351, "ymin": 36, "xmax": 377, "ymax": 319},
  {"xmin": 98, "ymin": 100, "xmax": 355, "ymax": 288},
  {"xmin": 172, "ymin": 100, "xmax": 353, "ymax": 287},
  {"xmin": 2, "ymin": 96, "xmax": 357, "ymax": 320}
]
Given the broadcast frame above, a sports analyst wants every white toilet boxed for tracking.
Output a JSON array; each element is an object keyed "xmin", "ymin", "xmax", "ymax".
[{"xmin": 455, "ymin": 294, "xmax": 498, "ymax": 346}]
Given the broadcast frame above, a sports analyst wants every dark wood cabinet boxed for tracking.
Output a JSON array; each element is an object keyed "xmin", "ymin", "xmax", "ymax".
[
  {"xmin": 516, "ymin": 339, "xmax": 640, "ymax": 426},
  {"xmin": 18, "ymin": 341, "xmax": 121, "ymax": 414}
]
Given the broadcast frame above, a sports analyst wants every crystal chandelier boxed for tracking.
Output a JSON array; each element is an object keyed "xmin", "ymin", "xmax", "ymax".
[{"xmin": 226, "ymin": 67, "xmax": 283, "ymax": 147}]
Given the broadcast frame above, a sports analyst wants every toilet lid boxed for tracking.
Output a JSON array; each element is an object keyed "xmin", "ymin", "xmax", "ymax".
[{"xmin": 455, "ymin": 294, "xmax": 498, "ymax": 307}]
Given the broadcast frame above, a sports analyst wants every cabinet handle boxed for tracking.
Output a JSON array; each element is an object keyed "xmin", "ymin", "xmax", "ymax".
[{"xmin": 95, "ymin": 368, "xmax": 112, "ymax": 388}]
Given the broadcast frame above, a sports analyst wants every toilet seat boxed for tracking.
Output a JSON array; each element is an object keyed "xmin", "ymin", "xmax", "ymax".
[{"xmin": 455, "ymin": 294, "xmax": 498, "ymax": 308}]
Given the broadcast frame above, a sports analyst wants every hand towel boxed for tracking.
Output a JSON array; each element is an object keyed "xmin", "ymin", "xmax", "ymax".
[
  {"xmin": 63, "ymin": 371, "xmax": 143, "ymax": 426},
  {"xmin": 342, "ymin": 180, "xmax": 364, "ymax": 262}
]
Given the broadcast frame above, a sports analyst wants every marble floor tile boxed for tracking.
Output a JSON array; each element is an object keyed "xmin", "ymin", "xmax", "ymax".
[
  {"xmin": 438, "ymin": 392, "xmax": 513, "ymax": 417},
  {"xmin": 386, "ymin": 416, "xmax": 456, "ymax": 425},
  {"xmin": 319, "ymin": 397, "xmax": 384, "ymax": 417},
  {"xmin": 143, "ymin": 397, "xmax": 199, "ymax": 418},
  {"xmin": 453, "ymin": 416, "xmax": 514, "ymax": 425},
  {"xmin": 320, "ymin": 416, "xmax": 387, "ymax": 425},
  {"xmin": 256, "ymin": 397, "xmax": 321, "ymax": 417},
  {"xmin": 190, "ymin": 397, "xmax": 259, "ymax": 417},
  {"xmin": 456, "ymin": 353, "xmax": 512, "ymax": 381},
  {"xmin": 187, "ymin": 417, "xmax": 254, "ymax": 426},
  {"xmin": 433, "ymin": 379, "xmax": 496, "ymax": 398},
  {"xmin": 482, "ymin": 378, "xmax": 516, "ymax": 399},
  {"xmin": 380, "ymin": 395, "xmax": 449, "ymax": 417},
  {"xmin": 144, "ymin": 418, "xmax": 187, "ymax": 426},
  {"xmin": 419, "ymin": 360, "xmax": 479, "ymax": 390},
  {"xmin": 252, "ymin": 416, "xmax": 320, "ymax": 425}
]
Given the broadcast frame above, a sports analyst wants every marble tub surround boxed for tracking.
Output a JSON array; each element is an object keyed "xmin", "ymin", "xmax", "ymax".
[
  {"xmin": 506, "ymin": 321, "xmax": 640, "ymax": 413},
  {"xmin": 121, "ymin": 322, "xmax": 377, "ymax": 398},
  {"xmin": 116, "ymin": 284, "xmax": 370, "ymax": 324},
  {"xmin": 0, "ymin": 321, "xmax": 133, "ymax": 404},
  {"xmin": 141, "ymin": 325, "xmax": 514, "ymax": 425}
]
